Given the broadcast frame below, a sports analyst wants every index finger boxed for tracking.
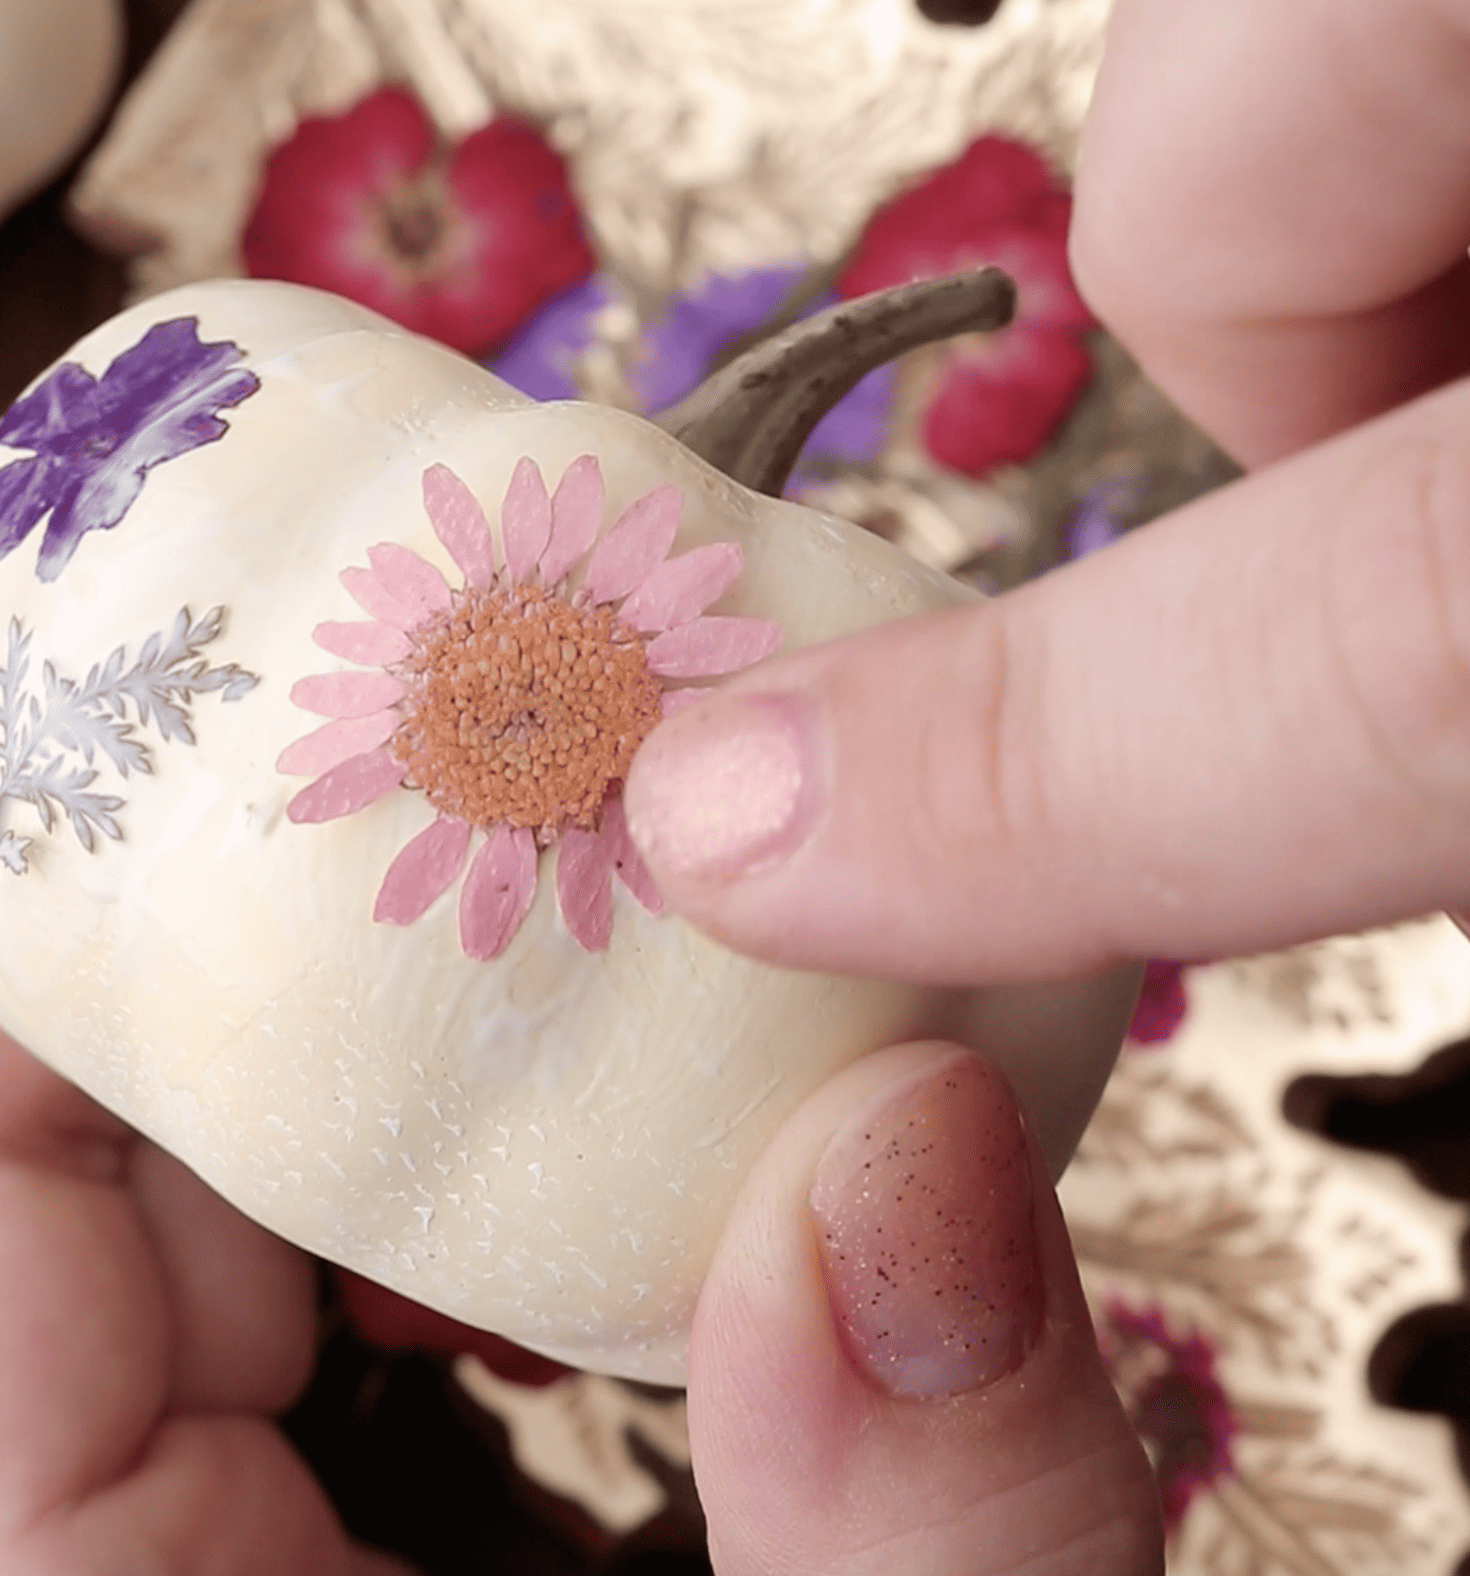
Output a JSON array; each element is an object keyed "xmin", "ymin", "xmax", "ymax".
[{"xmin": 1070, "ymin": 0, "xmax": 1470, "ymax": 465}]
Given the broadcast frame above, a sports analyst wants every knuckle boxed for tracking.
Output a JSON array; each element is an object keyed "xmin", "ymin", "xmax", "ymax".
[
  {"xmin": 1324, "ymin": 409, "xmax": 1470, "ymax": 813},
  {"xmin": 907, "ymin": 603, "xmax": 1048, "ymax": 875}
]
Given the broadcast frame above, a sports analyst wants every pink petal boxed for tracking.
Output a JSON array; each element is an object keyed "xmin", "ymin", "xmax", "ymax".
[
  {"xmin": 374, "ymin": 816, "xmax": 472, "ymax": 925},
  {"xmin": 617, "ymin": 542, "xmax": 743, "ymax": 632},
  {"xmin": 423, "ymin": 463, "xmax": 496, "ymax": 586},
  {"xmin": 286, "ymin": 748, "xmax": 406, "ymax": 823},
  {"xmin": 341, "ymin": 565, "xmax": 419, "ymax": 629},
  {"xmin": 582, "ymin": 485, "xmax": 683, "ymax": 605},
  {"xmin": 538, "ymin": 454, "xmax": 605, "ymax": 585},
  {"xmin": 458, "ymin": 824, "xmax": 538, "ymax": 960},
  {"xmin": 501, "ymin": 457, "xmax": 552, "ymax": 584},
  {"xmin": 599, "ymin": 795, "xmax": 662, "ymax": 914},
  {"xmin": 290, "ymin": 671, "xmax": 406, "ymax": 718},
  {"xmin": 276, "ymin": 709, "xmax": 400, "ymax": 776},
  {"xmin": 660, "ymin": 687, "xmax": 707, "ymax": 718},
  {"xmin": 555, "ymin": 826, "xmax": 614, "ymax": 950},
  {"xmin": 645, "ymin": 617, "xmax": 783, "ymax": 678},
  {"xmin": 367, "ymin": 543, "xmax": 452, "ymax": 622},
  {"xmin": 313, "ymin": 620, "xmax": 413, "ymax": 665}
]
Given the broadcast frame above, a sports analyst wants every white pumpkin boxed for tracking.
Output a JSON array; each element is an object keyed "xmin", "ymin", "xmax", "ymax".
[
  {"xmin": 0, "ymin": 0, "xmax": 123, "ymax": 218},
  {"xmin": 0, "ymin": 278, "xmax": 1132, "ymax": 1382}
]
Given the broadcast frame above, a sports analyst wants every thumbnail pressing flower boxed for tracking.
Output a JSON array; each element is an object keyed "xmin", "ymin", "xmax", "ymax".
[{"xmin": 279, "ymin": 454, "xmax": 781, "ymax": 957}]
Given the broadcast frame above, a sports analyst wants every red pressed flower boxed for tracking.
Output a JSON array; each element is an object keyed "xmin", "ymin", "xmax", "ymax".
[
  {"xmin": 242, "ymin": 88, "xmax": 594, "ymax": 356},
  {"xmin": 921, "ymin": 325, "xmax": 1092, "ymax": 476},
  {"xmin": 839, "ymin": 135, "xmax": 1095, "ymax": 476}
]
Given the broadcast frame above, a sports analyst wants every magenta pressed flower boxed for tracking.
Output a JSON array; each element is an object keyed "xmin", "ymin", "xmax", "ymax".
[
  {"xmin": 1099, "ymin": 1300, "xmax": 1240, "ymax": 1531},
  {"xmin": 278, "ymin": 455, "xmax": 781, "ymax": 958},
  {"xmin": 1127, "ymin": 958, "xmax": 1192, "ymax": 1046},
  {"xmin": 241, "ymin": 89, "xmax": 594, "ymax": 357}
]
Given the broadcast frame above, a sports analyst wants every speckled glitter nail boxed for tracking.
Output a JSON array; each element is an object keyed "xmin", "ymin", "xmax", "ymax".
[{"xmin": 809, "ymin": 1054, "xmax": 1042, "ymax": 1398}]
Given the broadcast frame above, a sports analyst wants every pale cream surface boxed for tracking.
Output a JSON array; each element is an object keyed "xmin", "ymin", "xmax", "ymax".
[{"xmin": 0, "ymin": 281, "xmax": 1129, "ymax": 1380}]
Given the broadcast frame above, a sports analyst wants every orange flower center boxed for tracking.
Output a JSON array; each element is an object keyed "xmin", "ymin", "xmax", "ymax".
[{"xmin": 391, "ymin": 584, "xmax": 662, "ymax": 842}]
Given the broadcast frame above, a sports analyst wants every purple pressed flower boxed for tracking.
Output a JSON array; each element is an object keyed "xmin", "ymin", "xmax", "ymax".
[
  {"xmin": 1064, "ymin": 475, "xmax": 1144, "ymax": 561},
  {"xmin": 634, "ymin": 267, "xmax": 895, "ymax": 488},
  {"xmin": 489, "ymin": 276, "xmax": 612, "ymax": 402},
  {"xmin": 631, "ymin": 266, "xmax": 801, "ymax": 411},
  {"xmin": 0, "ymin": 318, "xmax": 260, "ymax": 581},
  {"xmin": 487, "ymin": 266, "xmax": 894, "ymax": 488}
]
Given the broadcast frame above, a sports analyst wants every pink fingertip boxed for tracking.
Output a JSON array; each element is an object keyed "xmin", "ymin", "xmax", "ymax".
[
  {"xmin": 286, "ymin": 749, "xmax": 406, "ymax": 823},
  {"xmin": 501, "ymin": 457, "xmax": 552, "ymax": 583},
  {"xmin": 458, "ymin": 824, "xmax": 539, "ymax": 959},
  {"xmin": 582, "ymin": 485, "xmax": 683, "ymax": 604},
  {"xmin": 599, "ymin": 795, "xmax": 663, "ymax": 914},
  {"xmin": 312, "ymin": 620, "xmax": 413, "ymax": 665},
  {"xmin": 555, "ymin": 826, "xmax": 614, "ymax": 950},
  {"xmin": 276, "ymin": 709, "xmax": 400, "ymax": 776},
  {"xmin": 290, "ymin": 670, "xmax": 406, "ymax": 718},
  {"xmin": 367, "ymin": 543, "xmax": 452, "ymax": 620},
  {"xmin": 374, "ymin": 816, "xmax": 472, "ymax": 924},
  {"xmin": 423, "ymin": 463, "xmax": 496, "ymax": 586},
  {"xmin": 539, "ymin": 454, "xmax": 605, "ymax": 585},
  {"xmin": 645, "ymin": 617, "xmax": 783, "ymax": 678},
  {"xmin": 617, "ymin": 541, "xmax": 743, "ymax": 632}
]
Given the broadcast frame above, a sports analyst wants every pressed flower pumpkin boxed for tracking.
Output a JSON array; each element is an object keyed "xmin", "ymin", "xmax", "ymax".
[{"xmin": 0, "ymin": 278, "xmax": 1134, "ymax": 1381}]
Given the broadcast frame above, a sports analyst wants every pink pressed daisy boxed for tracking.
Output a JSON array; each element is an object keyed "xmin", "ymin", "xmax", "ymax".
[{"xmin": 278, "ymin": 455, "xmax": 781, "ymax": 958}]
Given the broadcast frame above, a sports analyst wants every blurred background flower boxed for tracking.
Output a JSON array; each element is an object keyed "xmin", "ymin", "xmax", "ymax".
[
  {"xmin": 838, "ymin": 134, "xmax": 1095, "ymax": 478},
  {"xmin": 241, "ymin": 87, "xmax": 594, "ymax": 357}
]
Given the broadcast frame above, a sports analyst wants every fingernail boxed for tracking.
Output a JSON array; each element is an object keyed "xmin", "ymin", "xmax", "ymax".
[
  {"xmin": 810, "ymin": 1055, "xmax": 1043, "ymax": 1398},
  {"xmin": 625, "ymin": 691, "xmax": 823, "ymax": 887}
]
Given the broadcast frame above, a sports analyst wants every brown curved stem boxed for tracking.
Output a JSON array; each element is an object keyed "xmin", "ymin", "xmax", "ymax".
[{"xmin": 654, "ymin": 267, "xmax": 1016, "ymax": 497}]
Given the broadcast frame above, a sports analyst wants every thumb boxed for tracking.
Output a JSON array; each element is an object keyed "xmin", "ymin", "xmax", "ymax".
[
  {"xmin": 688, "ymin": 1042, "xmax": 1161, "ymax": 1576},
  {"xmin": 625, "ymin": 377, "xmax": 1470, "ymax": 979}
]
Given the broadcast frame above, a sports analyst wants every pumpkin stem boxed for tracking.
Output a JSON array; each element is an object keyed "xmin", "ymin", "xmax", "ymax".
[{"xmin": 654, "ymin": 267, "xmax": 1016, "ymax": 497}]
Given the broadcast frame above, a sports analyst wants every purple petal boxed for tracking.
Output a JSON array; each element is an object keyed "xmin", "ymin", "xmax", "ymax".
[
  {"xmin": 485, "ymin": 276, "xmax": 612, "ymax": 402},
  {"xmin": 555, "ymin": 826, "xmax": 614, "ymax": 950},
  {"xmin": 458, "ymin": 824, "xmax": 538, "ymax": 959},
  {"xmin": 286, "ymin": 748, "xmax": 406, "ymax": 823},
  {"xmin": 645, "ymin": 617, "xmax": 782, "ymax": 677},
  {"xmin": 501, "ymin": 457, "xmax": 552, "ymax": 583},
  {"xmin": 599, "ymin": 795, "xmax": 662, "ymax": 914},
  {"xmin": 617, "ymin": 542, "xmax": 743, "ymax": 633},
  {"xmin": 374, "ymin": 816, "xmax": 471, "ymax": 924},
  {"xmin": 290, "ymin": 671, "xmax": 405, "ymax": 718},
  {"xmin": 312, "ymin": 620, "xmax": 413, "ymax": 665},
  {"xmin": 276, "ymin": 709, "xmax": 401, "ymax": 776},
  {"xmin": 367, "ymin": 543, "xmax": 452, "ymax": 621},
  {"xmin": 582, "ymin": 486, "xmax": 683, "ymax": 604},
  {"xmin": 423, "ymin": 463, "xmax": 496, "ymax": 586},
  {"xmin": 0, "ymin": 361, "xmax": 99, "ymax": 452},
  {"xmin": 27, "ymin": 321, "xmax": 259, "ymax": 581},
  {"xmin": 538, "ymin": 454, "xmax": 604, "ymax": 585},
  {"xmin": 0, "ymin": 456, "xmax": 60, "ymax": 560},
  {"xmin": 341, "ymin": 565, "xmax": 419, "ymax": 629},
  {"xmin": 633, "ymin": 267, "xmax": 802, "ymax": 412}
]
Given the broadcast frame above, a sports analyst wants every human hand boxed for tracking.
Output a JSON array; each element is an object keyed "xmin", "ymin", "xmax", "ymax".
[
  {"xmin": 629, "ymin": 1, "xmax": 1470, "ymax": 1570},
  {"xmin": 0, "ymin": 1029, "xmax": 409, "ymax": 1574}
]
